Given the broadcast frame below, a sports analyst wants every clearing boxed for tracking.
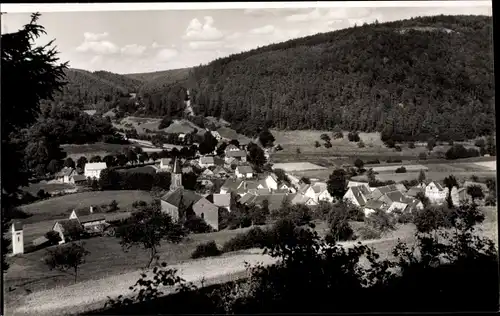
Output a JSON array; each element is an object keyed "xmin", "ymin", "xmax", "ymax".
[
  {"xmin": 474, "ymin": 161, "xmax": 496, "ymax": 171},
  {"xmin": 272, "ymin": 162, "xmax": 327, "ymax": 172},
  {"xmin": 61, "ymin": 143, "xmax": 131, "ymax": 160},
  {"xmin": 18, "ymin": 190, "xmax": 152, "ymax": 224},
  {"xmin": 21, "ymin": 182, "xmax": 76, "ymax": 196}
]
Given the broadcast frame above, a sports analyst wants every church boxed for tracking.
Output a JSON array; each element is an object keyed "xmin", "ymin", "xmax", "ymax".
[{"xmin": 160, "ymin": 158, "xmax": 220, "ymax": 231}]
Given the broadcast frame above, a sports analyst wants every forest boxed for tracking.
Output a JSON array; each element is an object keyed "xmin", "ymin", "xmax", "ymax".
[{"xmin": 42, "ymin": 15, "xmax": 495, "ymax": 142}]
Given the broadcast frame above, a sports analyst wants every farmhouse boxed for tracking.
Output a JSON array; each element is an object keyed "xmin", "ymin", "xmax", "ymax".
[
  {"xmin": 211, "ymin": 193, "xmax": 231, "ymax": 212},
  {"xmin": 55, "ymin": 167, "xmax": 77, "ymax": 183},
  {"xmin": 347, "ymin": 181, "xmax": 370, "ymax": 189},
  {"xmin": 199, "ymin": 156, "xmax": 215, "ymax": 168},
  {"xmin": 289, "ymin": 193, "xmax": 318, "ymax": 206},
  {"xmin": 160, "ymin": 188, "xmax": 219, "ymax": 230},
  {"xmin": 84, "ymin": 162, "xmax": 107, "ymax": 179},
  {"xmin": 69, "ymin": 174, "xmax": 87, "ymax": 185},
  {"xmin": 159, "ymin": 158, "xmax": 172, "ymax": 171},
  {"xmin": 220, "ymin": 178, "xmax": 245, "ymax": 194},
  {"xmin": 69, "ymin": 207, "xmax": 106, "ymax": 233},
  {"xmin": 224, "ymin": 149, "xmax": 247, "ymax": 163},
  {"xmin": 425, "ymin": 181, "xmax": 447, "ymax": 205},
  {"xmin": 236, "ymin": 165, "xmax": 254, "ymax": 179},
  {"xmin": 343, "ymin": 185, "xmax": 371, "ymax": 207},
  {"xmin": 52, "ymin": 219, "xmax": 83, "ymax": 244},
  {"xmin": 363, "ymin": 200, "xmax": 389, "ymax": 216},
  {"xmin": 304, "ymin": 182, "xmax": 332, "ymax": 203},
  {"xmin": 216, "ymin": 127, "xmax": 239, "ymax": 142}
]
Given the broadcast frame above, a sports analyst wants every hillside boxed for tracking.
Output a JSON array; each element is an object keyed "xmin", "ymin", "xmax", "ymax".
[
  {"xmin": 46, "ymin": 69, "xmax": 143, "ymax": 111},
  {"xmin": 133, "ymin": 15, "xmax": 494, "ymax": 141},
  {"xmin": 125, "ymin": 67, "xmax": 191, "ymax": 83}
]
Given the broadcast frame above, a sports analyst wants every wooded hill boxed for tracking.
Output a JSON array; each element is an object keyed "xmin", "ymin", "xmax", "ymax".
[{"xmin": 49, "ymin": 15, "xmax": 494, "ymax": 141}]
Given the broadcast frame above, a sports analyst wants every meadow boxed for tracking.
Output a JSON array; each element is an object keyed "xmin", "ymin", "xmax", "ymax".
[
  {"xmin": 117, "ymin": 165, "xmax": 157, "ymax": 175},
  {"xmin": 18, "ymin": 190, "xmax": 153, "ymax": 224},
  {"xmin": 272, "ymin": 162, "xmax": 327, "ymax": 172},
  {"xmin": 21, "ymin": 182, "xmax": 76, "ymax": 196}
]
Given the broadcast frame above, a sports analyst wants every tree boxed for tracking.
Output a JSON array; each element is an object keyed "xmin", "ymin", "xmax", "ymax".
[
  {"xmin": 247, "ymin": 142, "xmax": 267, "ymax": 167},
  {"xmin": 320, "ymin": 134, "xmax": 331, "ymax": 142},
  {"xmin": 44, "ymin": 242, "xmax": 90, "ymax": 283},
  {"xmin": 366, "ymin": 168, "xmax": 376, "ymax": 183},
  {"xmin": 217, "ymin": 142, "xmax": 228, "ymax": 156},
  {"xmin": 354, "ymin": 158, "xmax": 364, "ymax": 170},
  {"xmin": 64, "ymin": 157, "xmax": 75, "ymax": 169},
  {"xmin": 116, "ymin": 153, "xmax": 128, "ymax": 166},
  {"xmin": 47, "ymin": 159, "xmax": 61, "ymax": 174},
  {"xmin": 486, "ymin": 135, "xmax": 496, "ymax": 156},
  {"xmin": 466, "ymin": 185, "xmax": 485, "ymax": 204},
  {"xmin": 199, "ymin": 131, "xmax": 218, "ymax": 155},
  {"xmin": 366, "ymin": 209, "xmax": 396, "ymax": 234},
  {"xmin": 300, "ymin": 176, "xmax": 311, "ymax": 185},
  {"xmin": 77, "ymin": 156, "xmax": 88, "ymax": 170},
  {"xmin": 229, "ymin": 139, "xmax": 240, "ymax": 147},
  {"xmin": 427, "ymin": 138, "xmax": 436, "ymax": 151},
  {"xmin": 474, "ymin": 138, "xmax": 486, "ymax": 148},
  {"xmin": 296, "ymin": 148, "xmax": 301, "ymax": 155},
  {"xmin": 2, "ymin": 12, "xmax": 68, "ymax": 273},
  {"xmin": 415, "ymin": 191, "xmax": 430, "ymax": 208},
  {"xmin": 126, "ymin": 150, "xmax": 138, "ymax": 164},
  {"xmin": 90, "ymin": 155, "xmax": 102, "ymax": 163},
  {"xmin": 327, "ymin": 169, "xmax": 347, "ymax": 200},
  {"xmin": 408, "ymin": 142, "xmax": 416, "ymax": 149},
  {"xmin": 418, "ymin": 169, "xmax": 426, "ymax": 184},
  {"xmin": 314, "ymin": 141, "xmax": 321, "ymax": 148},
  {"xmin": 45, "ymin": 231, "xmax": 62, "ymax": 245},
  {"xmin": 158, "ymin": 117, "xmax": 172, "ymax": 129},
  {"xmin": 259, "ymin": 129, "xmax": 275, "ymax": 148},
  {"xmin": 99, "ymin": 168, "xmax": 121, "ymax": 190},
  {"xmin": 150, "ymin": 152, "xmax": 160, "ymax": 161},
  {"xmin": 332, "ymin": 126, "xmax": 343, "ymax": 139},
  {"xmin": 326, "ymin": 203, "xmax": 356, "ymax": 242},
  {"xmin": 103, "ymin": 155, "xmax": 115, "ymax": 167},
  {"xmin": 182, "ymin": 172, "xmax": 198, "ymax": 190},
  {"xmin": 443, "ymin": 175, "xmax": 458, "ymax": 208},
  {"xmin": 109, "ymin": 200, "xmax": 119, "ymax": 212},
  {"xmin": 116, "ymin": 201, "xmax": 187, "ymax": 268}
]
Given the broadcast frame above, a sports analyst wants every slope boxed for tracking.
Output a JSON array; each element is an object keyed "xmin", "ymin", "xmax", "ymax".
[{"xmin": 136, "ymin": 15, "xmax": 494, "ymax": 141}]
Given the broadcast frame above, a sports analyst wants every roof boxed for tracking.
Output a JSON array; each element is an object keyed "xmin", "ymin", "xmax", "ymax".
[
  {"xmin": 55, "ymin": 219, "xmax": 82, "ymax": 233},
  {"xmin": 242, "ymin": 180, "xmax": 260, "ymax": 190},
  {"xmin": 173, "ymin": 158, "xmax": 182, "ymax": 173},
  {"xmin": 407, "ymin": 187, "xmax": 424, "ymax": 197},
  {"xmin": 376, "ymin": 184, "xmax": 400, "ymax": 194},
  {"xmin": 78, "ymin": 213, "xmax": 106, "ymax": 223},
  {"xmin": 347, "ymin": 181, "xmax": 369, "ymax": 188},
  {"xmin": 161, "ymin": 188, "xmax": 203, "ymax": 208},
  {"xmin": 226, "ymin": 150, "xmax": 247, "ymax": 158},
  {"xmin": 290, "ymin": 193, "xmax": 312, "ymax": 205},
  {"xmin": 256, "ymin": 188, "xmax": 272, "ymax": 195},
  {"xmin": 160, "ymin": 158, "xmax": 172, "ymax": 165},
  {"xmin": 348, "ymin": 186, "xmax": 369, "ymax": 206},
  {"xmin": 32, "ymin": 236, "xmax": 49, "ymax": 246},
  {"xmin": 73, "ymin": 209, "xmax": 93, "ymax": 217},
  {"xmin": 55, "ymin": 167, "xmax": 75, "ymax": 178},
  {"xmin": 12, "ymin": 222, "xmax": 23, "ymax": 231},
  {"xmin": 221, "ymin": 178, "xmax": 244, "ymax": 191},
  {"xmin": 213, "ymin": 193, "xmax": 231, "ymax": 207},
  {"xmin": 225, "ymin": 157, "xmax": 237, "ymax": 165},
  {"xmin": 251, "ymin": 194, "xmax": 288, "ymax": 211},
  {"xmin": 236, "ymin": 165, "xmax": 254, "ymax": 174},
  {"xmin": 225, "ymin": 144, "xmax": 239, "ymax": 151},
  {"xmin": 202, "ymin": 169, "xmax": 214, "ymax": 176},
  {"xmin": 200, "ymin": 156, "xmax": 215, "ymax": 164},
  {"xmin": 384, "ymin": 191, "xmax": 406, "ymax": 203},
  {"xmin": 217, "ymin": 127, "xmax": 239, "ymax": 140},
  {"xmin": 311, "ymin": 182, "xmax": 328, "ymax": 194},
  {"xmin": 84, "ymin": 162, "xmax": 107, "ymax": 171},
  {"xmin": 364, "ymin": 200, "xmax": 387, "ymax": 210},
  {"xmin": 298, "ymin": 184, "xmax": 310, "ymax": 194},
  {"xmin": 71, "ymin": 174, "xmax": 86, "ymax": 181},
  {"xmin": 275, "ymin": 189, "xmax": 289, "ymax": 194},
  {"xmin": 394, "ymin": 183, "xmax": 408, "ymax": 192},
  {"xmin": 237, "ymin": 135, "xmax": 252, "ymax": 146},
  {"xmin": 213, "ymin": 166, "xmax": 228, "ymax": 174},
  {"xmin": 239, "ymin": 193, "xmax": 257, "ymax": 204},
  {"xmin": 428, "ymin": 181, "xmax": 445, "ymax": 191}
]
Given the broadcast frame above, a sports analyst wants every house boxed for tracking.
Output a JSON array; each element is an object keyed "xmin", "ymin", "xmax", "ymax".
[
  {"xmin": 237, "ymin": 136, "xmax": 251, "ymax": 149},
  {"xmin": 451, "ymin": 186, "xmax": 469, "ymax": 206},
  {"xmin": 212, "ymin": 193, "xmax": 231, "ymax": 212},
  {"xmin": 238, "ymin": 193, "xmax": 257, "ymax": 204},
  {"xmin": 212, "ymin": 166, "xmax": 229, "ymax": 177},
  {"xmin": 363, "ymin": 200, "xmax": 389, "ymax": 216},
  {"xmin": 216, "ymin": 127, "xmax": 239, "ymax": 142},
  {"xmin": 52, "ymin": 219, "xmax": 83, "ymax": 244},
  {"xmin": 224, "ymin": 157, "xmax": 237, "ymax": 167},
  {"xmin": 286, "ymin": 174, "xmax": 301, "ymax": 187},
  {"xmin": 198, "ymin": 179, "xmax": 214, "ymax": 188},
  {"xmin": 160, "ymin": 188, "xmax": 219, "ymax": 231},
  {"xmin": 225, "ymin": 144, "xmax": 239, "ymax": 152},
  {"xmin": 84, "ymin": 162, "xmax": 107, "ymax": 179},
  {"xmin": 425, "ymin": 181, "xmax": 447, "ymax": 205},
  {"xmin": 199, "ymin": 156, "xmax": 215, "ymax": 168},
  {"xmin": 211, "ymin": 130, "xmax": 222, "ymax": 141},
  {"xmin": 264, "ymin": 173, "xmax": 279, "ymax": 191},
  {"xmin": 378, "ymin": 191, "xmax": 407, "ymax": 205},
  {"xmin": 235, "ymin": 165, "xmax": 254, "ymax": 179},
  {"xmin": 55, "ymin": 167, "xmax": 77, "ymax": 183},
  {"xmin": 317, "ymin": 189, "xmax": 334, "ymax": 203},
  {"xmin": 289, "ymin": 193, "xmax": 318, "ymax": 206},
  {"xmin": 304, "ymin": 182, "xmax": 329, "ymax": 202},
  {"xmin": 245, "ymin": 194, "xmax": 288, "ymax": 211},
  {"xmin": 279, "ymin": 183, "xmax": 296, "ymax": 193},
  {"xmin": 369, "ymin": 184, "xmax": 401, "ymax": 200},
  {"xmin": 70, "ymin": 174, "xmax": 87, "ymax": 185},
  {"xmin": 69, "ymin": 207, "xmax": 106, "ymax": 234},
  {"xmin": 11, "ymin": 222, "xmax": 24, "ymax": 255},
  {"xmin": 220, "ymin": 178, "xmax": 245, "ymax": 194},
  {"xmin": 201, "ymin": 169, "xmax": 215, "ymax": 178},
  {"xmin": 224, "ymin": 150, "xmax": 247, "ymax": 163},
  {"xmin": 159, "ymin": 158, "xmax": 172, "ymax": 171},
  {"xmin": 343, "ymin": 185, "xmax": 371, "ymax": 207}
]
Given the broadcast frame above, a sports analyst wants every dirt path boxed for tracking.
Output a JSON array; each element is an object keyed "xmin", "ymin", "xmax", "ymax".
[{"xmin": 8, "ymin": 238, "xmax": 397, "ymax": 316}]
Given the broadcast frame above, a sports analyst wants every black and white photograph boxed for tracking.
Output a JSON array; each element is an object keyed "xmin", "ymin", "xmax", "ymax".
[{"xmin": 1, "ymin": 1, "xmax": 498, "ymax": 315}]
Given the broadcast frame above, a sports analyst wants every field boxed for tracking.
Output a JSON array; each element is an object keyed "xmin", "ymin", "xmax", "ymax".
[
  {"xmin": 21, "ymin": 182, "xmax": 76, "ymax": 195},
  {"xmin": 61, "ymin": 142, "xmax": 131, "ymax": 160},
  {"xmin": 114, "ymin": 116, "xmax": 204, "ymax": 136},
  {"xmin": 118, "ymin": 165, "xmax": 157, "ymax": 175},
  {"xmin": 272, "ymin": 162, "xmax": 327, "ymax": 172},
  {"xmin": 371, "ymin": 164, "xmax": 429, "ymax": 173},
  {"xmin": 474, "ymin": 161, "xmax": 496, "ymax": 170},
  {"xmin": 18, "ymin": 190, "xmax": 153, "ymax": 224}
]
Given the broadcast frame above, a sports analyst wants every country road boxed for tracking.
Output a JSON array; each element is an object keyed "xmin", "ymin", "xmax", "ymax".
[{"xmin": 8, "ymin": 238, "xmax": 397, "ymax": 316}]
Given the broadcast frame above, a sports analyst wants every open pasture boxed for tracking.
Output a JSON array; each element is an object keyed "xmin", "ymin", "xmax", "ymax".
[
  {"xmin": 21, "ymin": 182, "xmax": 76, "ymax": 196},
  {"xmin": 18, "ymin": 190, "xmax": 152, "ymax": 224},
  {"xmin": 272, "ymin": 162, "xmax": 327, "ymax": 172},
  {"xmin": 371, "ymin": 164, "xmax": 429, "ymax": 173},
  {"xmin": 352, "ymin": 170, "xmax": 496, "ymax": 183},
  {"xmin": 474, "ymin": 160, "xmax": 497, "ymax": 171}
]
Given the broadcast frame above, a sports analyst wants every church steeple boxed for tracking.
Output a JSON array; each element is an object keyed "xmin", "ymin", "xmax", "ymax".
[{"xmin": 170, "ymin": 158, "xmax": 183, "ymax": 191}]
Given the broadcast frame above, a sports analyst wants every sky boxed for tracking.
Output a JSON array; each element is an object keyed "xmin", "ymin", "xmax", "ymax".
[{"xmin": 1, "ymin": 2, "xmax": 493, "ymax": 74}]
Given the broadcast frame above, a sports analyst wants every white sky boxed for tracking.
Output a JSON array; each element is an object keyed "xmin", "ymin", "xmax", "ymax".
[{"xmin": 1, "ymin": 1, "xmax": 492, "ymax": 74}]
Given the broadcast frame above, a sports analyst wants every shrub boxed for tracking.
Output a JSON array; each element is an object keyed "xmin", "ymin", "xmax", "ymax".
[
  {"xmin": 221, "ymin": 227, "xmax": 270, "ymax": 253},
  {"xmin": 45, "ymin": 231, "xmax": 62, "ymax": 245},
  {"xmin": 485, "ymin": 195, "xmax": 496, "ymax": 206},
  {"xmin": 395, "ymin": 166, "xmax": 407, "ymax": 173},
  {"xmin": 394, "ymin": 145, "xmax": 402, "ymax": 152},
  {"xmin": 418, "ymin": 152, "xmax": 427, "ymax": 160},
  {"xmin": 391, "ymin": 208, "xmax": 415, "ymax": 224},
  {"xmin": 356, "ymin": 225, "xmax": 382, "ymax": 240},
  {"xmin": 366, "ymin": 159, "xmax": 380, "ymax": 164},
  {"xmin": 324, "ymin": 142, "xmax": 332, "ymax": 148},
  {"xmin": 446, "ymin": 145, "xmax": 480, "ymax": 160},
  {"xmin": 408, "ymin": 142, "xmax": 416, "ymax": 149},
  {"xmin": 366, "ymin": 210, "xmax": 397, "ymax": 233},
  {"xmin": 191, "ymin": 241, "xmax": 222, "ymax": 259},
  {"xmin": 184, "ymin": 216, "xmax": 213, "ymax": 234},
  {"xmin": 347, "ymin": 131, "xmax": 360, "ymax": 142},
  {"xmin": 357, "ymin": 140, "xmax": 365, "ymax": 148},
  {"xmin": 275, "ymin": 144, "xmax": 283, "ymax": 151},
  {"xmin": 314, "ymin": 141, "xmax": 321, "ymax": 148}
]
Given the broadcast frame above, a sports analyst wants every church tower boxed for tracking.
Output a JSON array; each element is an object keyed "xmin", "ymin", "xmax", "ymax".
[{"xmin": 170, "ymin": 158, "xmax": 183, "ymax": 191}]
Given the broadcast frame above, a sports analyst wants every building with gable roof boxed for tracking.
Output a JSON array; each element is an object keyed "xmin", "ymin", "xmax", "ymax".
[
  {"xmin": 84, "ymin": 162, "xmax": 107, "ymax": 179},
  {"xmin": 425, "ymin": 181, "xmax": 447, "ymax": 205},
  {"xmin": 343, "ymin": 185, "xmax": 371, "ymax": 207},
  {"xmin": 235, "ymin": 165, "xmax": 254, "ymax": 179}
]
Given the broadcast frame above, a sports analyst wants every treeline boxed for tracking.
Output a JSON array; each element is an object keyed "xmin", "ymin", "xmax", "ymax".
[
  {"xmin": 99, "ymin": 168, "xmax": 172, "ymax": 191},
  {"xmin": 131, "ymin": 15, "xmax": 494, "ymax": 140}
]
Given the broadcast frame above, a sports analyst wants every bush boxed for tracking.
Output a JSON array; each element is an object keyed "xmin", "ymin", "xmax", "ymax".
[
  {"xmin": 446, "ymin": 145, "xmax": 480, "ymax": 160},
  {"xmin": 391, "ymin": 208, "xmax": 415, "ymax": 224},
  {"xmin": 184, "ymin": 216, "xmax": 213, "ymax": 234},
  {"xmin": 221, "ymin": 227, "xmax": 270, "ymax": 253},
  {"xmin": 418, "ymin": 152, "xmax": 427, "ymax": 160},
  {"xmin": 356, "ymin": 225, "xmax": 382, "ymax": 240},
  {"xmin": 357, "ymin": 140, "xmax": 365, "ymax": 148},
  {"xmin": 394, "ymin": 145, "xmax": 402, "ymax": 152},
  {"xmin": 366, "ymin": 159, "xmax": 380, "ymax": 164},
  {"xmin": 191, "ymin": 241, "xmax": 222, "ymax": 259},
  {"xmin": 408, "ymin": 142, "xmax": 416, "ymax": 149},
  {"xmin": 395, "ymin": 166, "xmax": 407, "ymax": 173},
  {"xmin": 366, "ymin": 210, "xmax": 397, "ymax": 233},
  {"xmin": 45, "ymin": 231, "xmax": 62, "ymax": 245},
  {"xmin": 347, "ymin": 131, "xmax": 360, "ymax": 142},
  {"xmin": 324, "ymin": 141, "xmax": 332, "ymax": 148}
]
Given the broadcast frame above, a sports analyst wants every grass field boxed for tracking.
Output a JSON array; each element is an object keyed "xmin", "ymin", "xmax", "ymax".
[
  {"xmin": 352, "ymin": 171, "xmax": 496, "ymax": 183},
  {"xmin": 21, "ymin": 182, "xmax": 76, "ymax": 196},
  {"xmin": 474, "ymin": 161, "xmax": 496, "ymax": 170},
  {"xmin": 371, "ymin": 164, "xmax": 429, "ymax": 173},
  {"xmin": 18, "ymin": 190, "xmax": 153, "ymax": 224},
  {"xmin": 272, "ymin": 162, "xmax": 327, "ymax": 172},
  {"xmin": 118, "ymin": 165, "xmax": 157, "ymax": 175},
  {"xmin": 61, "ymin": 143, "xmax": 131, "ymax": 160}
]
